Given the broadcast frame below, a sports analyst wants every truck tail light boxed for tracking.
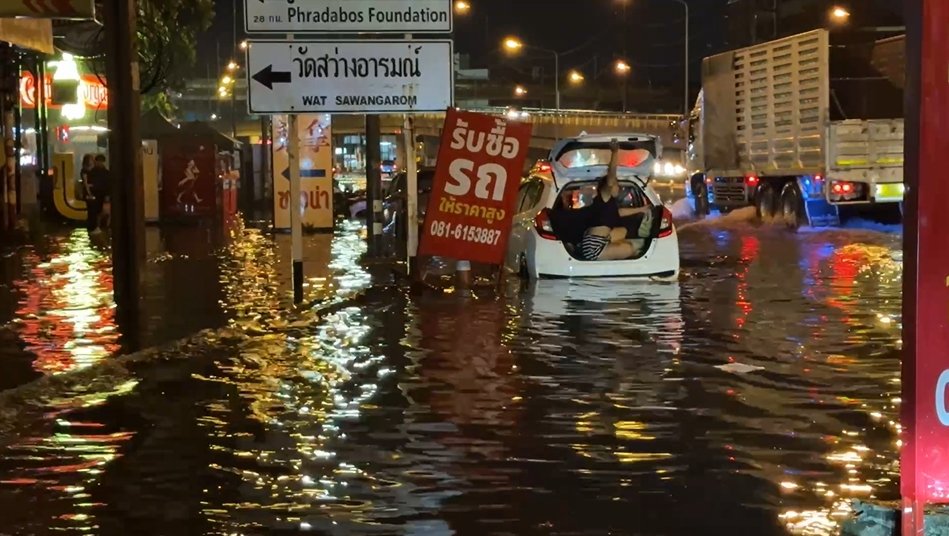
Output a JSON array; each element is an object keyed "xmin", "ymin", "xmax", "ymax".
[
  {"xmin": 829, "ymin": 180, "xmax": 866, "ymax": 201},
  {"xmin": 745, "ymin": 174, "xmax": 760, "ymax": 187}
]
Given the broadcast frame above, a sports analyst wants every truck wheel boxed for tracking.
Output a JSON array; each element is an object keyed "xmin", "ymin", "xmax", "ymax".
[
  {"xmin": 780, "ymin": 182, "xmax": 806, "ymax": 231},
  {"xmin": 755, "ymin": 183, "xmax": 777, "ymax": 222},
  {"xmin": 691, "ymin": 176, "xmax": 709, "ymax": 219}
]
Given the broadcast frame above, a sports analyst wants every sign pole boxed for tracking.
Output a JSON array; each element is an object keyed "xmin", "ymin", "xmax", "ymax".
[
  {"xmin": 404, "ymin": 113, "xmax": 418, "ymax": 274},
  {"xmin": 288, "ymin": 113, "xmax": 304, "ymax": 303},
  {"xmin": 404, "ymin": 32, "xmax": 419, "ymax": 275}
]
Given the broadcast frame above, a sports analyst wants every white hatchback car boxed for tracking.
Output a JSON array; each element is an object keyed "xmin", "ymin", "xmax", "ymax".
[{"xmin": 506, "ymin": 134, "xmax": 680, "ymax": 280}]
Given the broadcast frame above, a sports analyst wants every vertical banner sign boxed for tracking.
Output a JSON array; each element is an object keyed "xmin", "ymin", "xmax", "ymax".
[
  {"xmin": 418, "ymin": 109, "xmax": 532, "ymax": 265},
  {"xmin": 903, "ymin": 0, "xmax": 949, "ymax": 525},
  {"xmin": 271, "ymin": 113, "xmax": 334, "ymax": 229}
]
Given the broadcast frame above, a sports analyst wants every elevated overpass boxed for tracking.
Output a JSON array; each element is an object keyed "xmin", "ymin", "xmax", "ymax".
[{"xmin": 326, "ymin": 108, "xmax": 683, "ymax": 152}]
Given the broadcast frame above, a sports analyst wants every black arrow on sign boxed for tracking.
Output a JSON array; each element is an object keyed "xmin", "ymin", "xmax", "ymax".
[{"xmin": 252, "ymin": 65, "xmax": 292, "ymax": 90}]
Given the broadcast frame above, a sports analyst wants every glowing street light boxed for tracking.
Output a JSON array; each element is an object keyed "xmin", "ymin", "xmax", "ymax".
[
  {"xmin": 514, "ymin": 85, "xmax": 527, "ymax": 97},
  {"xmin": 503, "ymin": 37, "xmax": 523, "ymax": 52},
  {"xmin": 614, "ymin": 60, "xmax": 631, "ymax": 76},
  {"xmin": 830, "ymin": 6, "xmax": 851, "ymax": 22},
  {"xmin": 502, "ymin": 36, "xmax": 561, "ymax": 108},
  {"xmin": 227, "ymin": 61, "xmax": 238, "ymax": 71},
  {"xmin": 454, "ymin": 0, "xmax": 471, "ymax": 14},
  {"xmin": 568, "ymin": 70, "xmax": 585, "ymax": 85},
  {"xmin": 222, "ymin": 75, "xmax": 233, "ymax": 85},
  {"xmin": 239, "ymin": 40, "xmax": 248, "ymax": 50}
]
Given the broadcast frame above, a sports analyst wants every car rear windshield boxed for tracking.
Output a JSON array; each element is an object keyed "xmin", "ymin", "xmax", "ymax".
[
  {"xmin": 554, "ymin": 181, "xmax": 650, "ymax": 211},
  {"xmin": 555, "ymin": 140, "xmax": 657, "ymax": 169}
]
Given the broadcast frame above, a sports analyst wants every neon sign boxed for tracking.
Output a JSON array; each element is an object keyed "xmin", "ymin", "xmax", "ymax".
[{"xmin": 19, "ymin": 72, "xmax": 109, "ymax": 110}]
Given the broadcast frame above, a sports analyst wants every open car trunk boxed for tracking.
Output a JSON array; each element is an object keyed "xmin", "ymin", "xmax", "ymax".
[{"xmin": 548, "ymin": 179, "xmax": 665, "ymax": 262}]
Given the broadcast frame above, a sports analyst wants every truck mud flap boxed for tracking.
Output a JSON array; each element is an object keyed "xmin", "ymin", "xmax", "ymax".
[{"xmin": 804, "ymin": 199, "xmax": 840, "ymax": 227}]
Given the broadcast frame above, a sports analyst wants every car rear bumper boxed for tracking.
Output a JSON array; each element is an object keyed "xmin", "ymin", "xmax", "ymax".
[{"xmin": 531, "ymin": 230, "xmax": 680, "ymax": 279}]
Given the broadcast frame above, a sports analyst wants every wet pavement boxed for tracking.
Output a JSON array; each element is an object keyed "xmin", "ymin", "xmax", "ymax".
[{"xmin": 0, "ymin": 212, "xmax": 902, "ymax": 535}]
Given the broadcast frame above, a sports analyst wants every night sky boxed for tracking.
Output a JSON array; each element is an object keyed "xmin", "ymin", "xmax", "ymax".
[{"xmin": 198, "ymin": 0, "xmax": 729, "ymax": 92}]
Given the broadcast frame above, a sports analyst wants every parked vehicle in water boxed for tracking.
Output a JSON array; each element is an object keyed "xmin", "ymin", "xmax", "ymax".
[
  {"xmin": 506, "ymin": 134, "xmax": 679, "ymax": 280},
  {"xmin": 683, "ymin": 29, "xmax": 905, "ymax": 228}
]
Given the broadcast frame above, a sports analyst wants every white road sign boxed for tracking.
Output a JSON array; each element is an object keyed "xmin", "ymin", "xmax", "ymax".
[
  {"xmin": 246, "ymin": 40, "xmax": 454, "ymax": 114},
  {"xmin": 245, "ymin": 0, "xmax": 452, "ymax": 34}
]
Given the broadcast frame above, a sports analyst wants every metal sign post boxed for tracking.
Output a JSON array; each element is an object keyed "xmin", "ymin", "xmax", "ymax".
[
  {"xmin": 287, "ymin": 114, "xmax": 304, "ymax": 303},
  {"xmin": 403, "ymin": 32, "xmax": 419, "ymax": 273},
  {"xmin": 404, "ymin": 113, "xmax": 418, "ymax": 272}
]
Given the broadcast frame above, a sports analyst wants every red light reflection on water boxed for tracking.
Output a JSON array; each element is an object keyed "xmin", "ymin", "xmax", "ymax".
[{"xmin": 13, "ymin": 233, "xmax": 119, "ymax": 374}]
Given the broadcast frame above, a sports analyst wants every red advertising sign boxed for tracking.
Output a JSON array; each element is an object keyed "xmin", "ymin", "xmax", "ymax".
[
  {"xmin": 903, "ymin": 0, "xmax": 949, "ymax": 529},
  {"xmin": 159, "ymin": 140, "xmax": 217, "ymax": 217},
  {"xmin": 418, "ymin": 109, "xmax": 532, "ymax": 265},
  {"xmin": 19, "ymin": 72, "xmax": 109, "ymax": 110}
]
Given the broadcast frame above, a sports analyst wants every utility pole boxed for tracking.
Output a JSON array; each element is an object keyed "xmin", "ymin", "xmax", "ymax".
[
  {"xmin": 0, "ymin": 43, "xmax": 17, "ymax": 231},
  {"xmin": 365, "ymin": 114, "xmax": 382, "ymax": 256},
  {"xmin": 104, "ymin": 0, "xmax": 145, "ymax": 327}
]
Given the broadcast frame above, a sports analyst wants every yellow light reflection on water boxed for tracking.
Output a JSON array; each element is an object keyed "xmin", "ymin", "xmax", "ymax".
[{"xmin": 15, "ymin": 231, "xmax": 119, "ymax": 374}]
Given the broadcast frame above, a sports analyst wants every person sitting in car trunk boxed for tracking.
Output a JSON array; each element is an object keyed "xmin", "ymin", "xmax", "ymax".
[{"xmin": 579, "ymin": 140, "xmax": 654, "ymax": 261}]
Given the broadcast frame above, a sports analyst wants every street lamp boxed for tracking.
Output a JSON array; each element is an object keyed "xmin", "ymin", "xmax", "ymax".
[
  {"xmin": 239, "ymin": 40, "xmax": 248, "ymax": 51},
  {"xmin": 227, "ymin": 61, "xmax": 238, "ymax": 71},
  {"xmin": 502, "ymin": 36, "xmax": 561, "ymax": 109},
  {"xmin": 503, "ymin": 37, "xmax": 523, "ymax": 51},
  {"xmin": 568, "ymin": 70, "xmax": 585, "ymax": 85},
  {"xmin": 454, "ymin": 0, "xmax": 471, "ymax": 14},
  {"xmin": 830, "ymin": 6, "xmax": 851, "ymax": 22},
  {"xmin": 614, "ymin": 60, "xmax": 632, "ymax": 112},
  {"xmin": 514, "ymin": 85, "xmax": 527, "ymax": 97}
]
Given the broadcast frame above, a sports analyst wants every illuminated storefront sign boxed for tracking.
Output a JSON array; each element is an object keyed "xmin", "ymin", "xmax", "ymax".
[{"xmin": 19, "ymin": 72, "xmax": 108, "ymax": 110}]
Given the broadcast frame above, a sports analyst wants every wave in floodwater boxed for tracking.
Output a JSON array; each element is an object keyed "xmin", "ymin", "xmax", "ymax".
[{"xmin": 0, "ymin": 219, "xmax": 903, "ymax": 535}]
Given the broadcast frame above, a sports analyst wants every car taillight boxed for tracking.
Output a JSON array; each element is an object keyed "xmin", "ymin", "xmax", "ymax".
[
  {"xmin": 745, "ymin": 174, "xmax": 759, "ymax": 187},
  {"xmin": 658, "ymin": 207, "xmax": 674, "ymax": 238},
  {"xmin": 534, "ymin": 209, "xmax": 557, "ymax": 240}
]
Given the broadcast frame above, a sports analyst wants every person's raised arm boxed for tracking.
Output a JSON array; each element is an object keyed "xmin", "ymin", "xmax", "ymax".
[{"xmin": 608, "ymin": 138, "xmax": 619, "ymax": 188}]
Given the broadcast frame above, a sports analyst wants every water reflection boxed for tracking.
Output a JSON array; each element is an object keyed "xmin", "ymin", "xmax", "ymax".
[
  {"xmin": 0, "ymin": 221, "xmax": 904, "ymax": 535},
  {"xmin": 14, "ymin": 230, "xmax": 118, "ymax": 375}
]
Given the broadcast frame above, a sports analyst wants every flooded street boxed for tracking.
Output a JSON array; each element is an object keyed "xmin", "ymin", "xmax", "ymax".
[{"xmin": 0, "ymin": 215, "xmax": 902, "ymax": 535}]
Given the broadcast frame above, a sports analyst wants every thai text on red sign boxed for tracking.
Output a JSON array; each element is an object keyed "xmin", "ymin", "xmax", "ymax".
[{"xmin": 419, "ymin": 109, "xmax": 532, "ymax": 265}]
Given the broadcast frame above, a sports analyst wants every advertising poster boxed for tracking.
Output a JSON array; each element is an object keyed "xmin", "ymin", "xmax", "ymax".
[
  {"xmin": 160, "ymin": 140, "xmax": 216, "ymax": 217},
  {"xmin": 272, "ymin": 114, "xmax": 334, "ymax": 230},
  {"xmin": 418, "ymin": 109, "xmax": 532, "ymax": 265}
]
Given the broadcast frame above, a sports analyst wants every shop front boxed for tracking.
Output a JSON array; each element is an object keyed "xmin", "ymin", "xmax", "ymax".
[{"xmin": 19, "ymin": 52, "xmax": 109, "ymax": 222}]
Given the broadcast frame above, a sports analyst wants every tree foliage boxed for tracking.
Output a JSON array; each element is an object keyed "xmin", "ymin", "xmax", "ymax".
[
  {"xmin": 61, "ymin": 0, "xmax": 214, "ymax": 114},
  {"xmin": 135, "ymin": 0, "xmax": 215, "ymax": 96}
]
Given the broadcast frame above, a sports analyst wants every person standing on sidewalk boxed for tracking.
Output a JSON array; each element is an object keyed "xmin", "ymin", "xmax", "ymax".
[{"xmin": 85, "ymin": 155, "xmax": 112, "ymax": 234}]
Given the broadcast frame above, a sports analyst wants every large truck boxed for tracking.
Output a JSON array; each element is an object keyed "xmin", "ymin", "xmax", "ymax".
[{"xmin": 684, "ymin": 29, "xmax": 905, "ymax": 227}]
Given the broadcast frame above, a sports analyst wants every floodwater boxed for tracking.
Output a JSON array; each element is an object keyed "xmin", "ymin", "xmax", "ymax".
[{"xmin": 0, "ymin": 212, "xmax": 902, "ymax": 535}]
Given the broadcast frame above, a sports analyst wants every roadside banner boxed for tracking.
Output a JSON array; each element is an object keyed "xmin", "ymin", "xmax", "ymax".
[
  {"xmin": 272, "ymin": 113, "xmax": 334, "ymax": 229},
  {"xmin": 419, "ymin": 109, "xmax": 532, "ymax": 265}
]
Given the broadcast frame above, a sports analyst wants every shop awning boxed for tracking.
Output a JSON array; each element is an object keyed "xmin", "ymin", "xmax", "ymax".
[{"xmin": 0, "ymin": 18, "xmax": 53, "ymax": 54}]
